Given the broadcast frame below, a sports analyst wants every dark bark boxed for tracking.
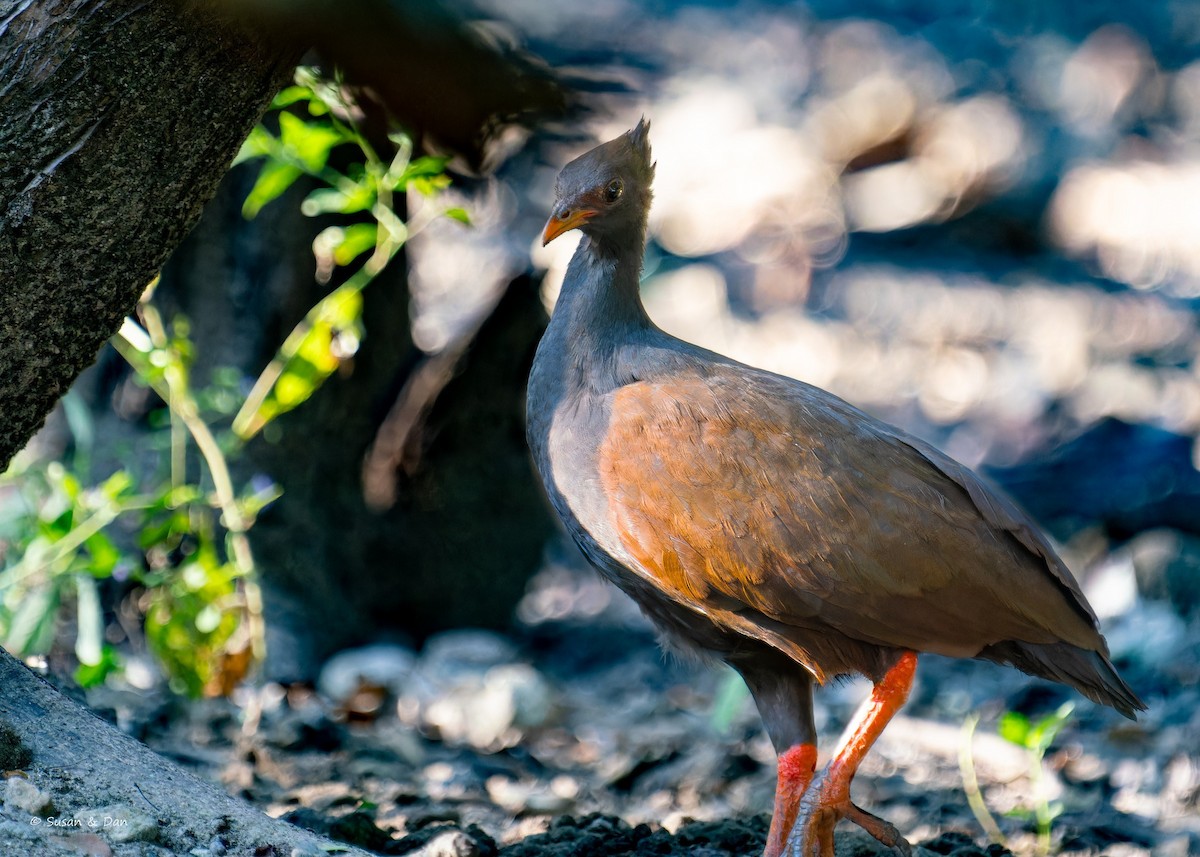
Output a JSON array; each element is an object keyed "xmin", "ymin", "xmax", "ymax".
[
  {"xmin": 218, "ymin": 0, "xmax": 571, "ymax": 168},
  {"xmin": 251, "ymin": 272, "xmax": 555, "ymax": 676},
  {"xmin": 0, "ymin": 0, "xmax": 298, "ymax": 469}
]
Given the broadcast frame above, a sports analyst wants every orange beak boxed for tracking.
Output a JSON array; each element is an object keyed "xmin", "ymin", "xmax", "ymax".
[{"xmin": 542, "ymin": 207, "xmax": 597, "ymax": 246}]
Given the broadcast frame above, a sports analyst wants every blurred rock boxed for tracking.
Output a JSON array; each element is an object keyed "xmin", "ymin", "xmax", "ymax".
[
  {"xmin": 283, "ymin": 807, "xmax": 393, "ymax": 851},
  {"xmin": 1128, "ymin": 529, "xmax": 1200, "ymax": 618},
  {"xmin": 424, "ymin": 663, "xmax": 556, "ymax": 750},
  {"xmin": 1104, "ymin": 600, "xmax": 1189, "ymax": 667},
  {"xmin": 394, "ymin": 825, "xmax": 497, "ymax": 857},
  {"xmin": 3, "ymin": 777, "xmax": 52, "ymax": 815},
  {"xmin": 417, "ymin": 829, "xmax": 484, "ymax": 857},
  {"xmin": 317, "ymin": 643, "xmax": 418, "ymax": 702},
  {"xmin": 1085, "ymin": 551, "xmax": 1140, "ymax": 621},
  {"xmin": 266, "ymin": 707, "xmax": 345, "ymax": 753},
  {"xmin": 419, "ymin": 630, "xmax": 519, "ymax": 685},
  {"xmin": 486, "ymin": 773, "xmax": 579, "ymax": 814},
  {"xmin": 920, "ymin": 829, "xmax": 1011, "ymax": 856},
  {"xmin": 989, "ymin": 419, "xmax": 1200, "ymax": 541},
  {"xmin": 1153, "ymin": 833, "xmax": 1200, "ymax": 857}
]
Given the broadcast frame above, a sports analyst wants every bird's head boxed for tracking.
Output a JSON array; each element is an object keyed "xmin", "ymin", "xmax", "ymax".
[{"xmin": 542, "ymin": 118, "xmax": 655, "ymax": 247}]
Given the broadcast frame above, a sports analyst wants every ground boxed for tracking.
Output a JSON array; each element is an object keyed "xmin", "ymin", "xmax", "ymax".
[{"xmin": 12, "ymin": 544, "xmax": 1191, "ymax": 857}]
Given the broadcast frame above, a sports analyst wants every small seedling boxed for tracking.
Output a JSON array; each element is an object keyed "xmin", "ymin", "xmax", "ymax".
[{"xmin": 960, "ymin": 702, "xmax": 1075, "ymax": 856}]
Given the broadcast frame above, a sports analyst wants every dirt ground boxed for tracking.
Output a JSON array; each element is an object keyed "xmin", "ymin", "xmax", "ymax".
[{"xmin": 50, "ymin": 545, "xmax": 1193, "ymax": 857}]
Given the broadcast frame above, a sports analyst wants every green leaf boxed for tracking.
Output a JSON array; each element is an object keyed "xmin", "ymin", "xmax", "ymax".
[
  {"xmin": 998, "ymin": 711, "xmax": 1031, "ymax": 747},
  {"xmin": 402, "ymin": 155, "xmax": 451, "ymax": 180},
  {"xmin": 233, "ymin": 126, "xmax": 276, "ymax": 166},
  {"xmin": 75, "ymin": 645, "xmax": 122, "ymax": 688},
  {"xmin": 444, "ymin": 207, "xmax": 471, "ymax": 225},
  {"xmin": 278, "ymin": 112, "xmax": 345, "ymax": 173},
  {"xmin": 39, "ymin": 507, "xmax": 74, "ymax": 539},
  {"xmin": 409, "ymin": 174, "xmax": 452, "ymax": 196},
  {"xmin": 242, "ymin": 160, "xmax": 303, "ymax": 218},
  {"xmin": 83, "ymin": 532, "xmax": 121, "ymax": 577},
  {"xmin": 144, "ymin": 562, "xmax": 241, "ymax": 697},
  {"xmin": 271, "ymin": 85, "xmax": 314, "ymax": 109},
  {"xmin": 332, "ymin": 223, "xmax": 378, "ymax": 266},
  {"xmin": 98, "ymin": 470, "xmax": 134, "ymax": 502},
  {"xmin": 238, "ymin": 479, "xmax": 282, "ymax": 521},
  {"xmin": 393, "ymin": 156, "xmax": 452, "ymax": 195},
  {"xmin": 1029, "ymin": 702, "xmax": 1074, "ymax": 751},
  {"xmin": 301, "ymin": 184, "xmax": 375, "ymax": 217},
  {"xmin": 74, "ymin": 574, "xmax": 103, "ymax": 666},
  {"xmin": 5, "ymin": 586, "xmax": 60, "ymax": 655},
  {"xmin": 234, "ymin": 289, "xmax": 363, "ymax": 437}
]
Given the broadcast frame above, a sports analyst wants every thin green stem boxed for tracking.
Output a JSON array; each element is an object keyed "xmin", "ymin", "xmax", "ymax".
[
  {"xmin": 959, "ymin": 713, "xmax": 1008, "ymax": 847},
  {"xmin": 232, "ymin": 223, "xmax": 404, "ymax": 440},
  {"xmin": 1029, "ymin": 747, "xmax": 1053, "ymax": 857},
  {"xmin": 117, "ymin": 306, "xmax": 267, "ymax": 663}
]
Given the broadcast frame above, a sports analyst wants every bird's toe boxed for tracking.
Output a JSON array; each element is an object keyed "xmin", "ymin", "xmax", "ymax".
[
  {"xmin": 844, "ymin": 801, "xmax": 911, "ymax": 854},
  {"xmin": 781, "ymin": 775, "xmax": 908, "ymax": 857}
]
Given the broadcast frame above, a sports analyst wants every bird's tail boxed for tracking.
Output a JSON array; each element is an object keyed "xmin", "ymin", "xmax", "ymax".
[{"xmin": 980, "ymin": 640, "xmax": 1146, "ymax": 719}]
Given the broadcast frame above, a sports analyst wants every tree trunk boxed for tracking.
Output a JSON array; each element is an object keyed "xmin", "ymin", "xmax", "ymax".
[
  {"xmin": 0, "ymin": 0, "xmax": 298, "ymax": 469},
  {"xmin": 0, "ymin": 4, "xmax": 343, "ymax": 851}
]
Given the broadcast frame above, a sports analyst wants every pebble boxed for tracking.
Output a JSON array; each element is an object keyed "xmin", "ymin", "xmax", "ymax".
[
  {"xmin": 1130, "ymin": 529, "xmax": 1200, "ymax": 618},
  {"xmin": 3, "ymin": 776, "xmax": 52, "ymax": 815},
  {"xmin": 423, "ymin": 662, "xmax": 555, "ymax": 750},
  {"xmin": 415, "ymin": 830, "xmax": 482, "ymax": 857},
  {"xmin": 419, "ymin": 630, "xmax": 518, "ymax": 683},
  {"xmin": 486, "ymin": 775, "xmax": 578, "ymax": 815},
  {"xmin": 317, "ymin": 643, "xmax": 417, "ymax": 702},
  {"xmin": 1105, "ymin": 601, "xmax": 1188, "ymax": 666}
]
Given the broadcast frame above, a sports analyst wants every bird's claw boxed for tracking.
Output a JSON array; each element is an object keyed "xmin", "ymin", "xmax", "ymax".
[
  {"xmin": 844, "ymin": 801, "xmax": 911, "ymax": 855},
  {"xmin": 782, "ymin": 774, "xmax": 911, "ymax": 857}
]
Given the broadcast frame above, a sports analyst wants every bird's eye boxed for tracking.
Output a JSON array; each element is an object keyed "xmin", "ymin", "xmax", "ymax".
[{"xmin": 604, "ymin": 179, "xmax": 623, "ymax": 203}]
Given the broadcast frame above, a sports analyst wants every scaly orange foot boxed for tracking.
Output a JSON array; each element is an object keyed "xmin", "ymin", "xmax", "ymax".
[
  {"xmin": 763, "ymin": 743, "xmax": 817, "ymax": 857},
  {"xmin": 785, "ymin": 767, "xmax": 911, "ymax": 857},
  {"xmin": 782, "ymin": 652, "xmax": 918, "ymax": 857}
]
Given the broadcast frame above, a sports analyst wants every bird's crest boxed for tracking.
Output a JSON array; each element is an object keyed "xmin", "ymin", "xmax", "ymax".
[{"xmin": 626, "ymin": 116, "xmax": 655, "ymax": 181}]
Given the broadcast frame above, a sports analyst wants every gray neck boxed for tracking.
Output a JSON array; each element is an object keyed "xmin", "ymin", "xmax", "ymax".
[
  {"xmin": 540, "ymin": 231, "xmax": 654, "ymax": 393},
  {"xmin": 556, "ymin": 232, "xmax": 650, "ymax": 334}
]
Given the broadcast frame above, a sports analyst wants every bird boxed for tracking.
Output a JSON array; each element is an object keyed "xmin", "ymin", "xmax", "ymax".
[{"xmin": 525, "ymin": 119, "xmax": 1144, "ymax": 857}]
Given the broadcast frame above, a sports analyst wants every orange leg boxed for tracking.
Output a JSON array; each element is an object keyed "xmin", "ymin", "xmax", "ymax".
[
  {"xmin": 763, "ymin": 743, "xmax": 817, "ymax": 857},
  {"xmin": 785, "ymin": 652, "xmax": 918, "ymax": 857}
]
